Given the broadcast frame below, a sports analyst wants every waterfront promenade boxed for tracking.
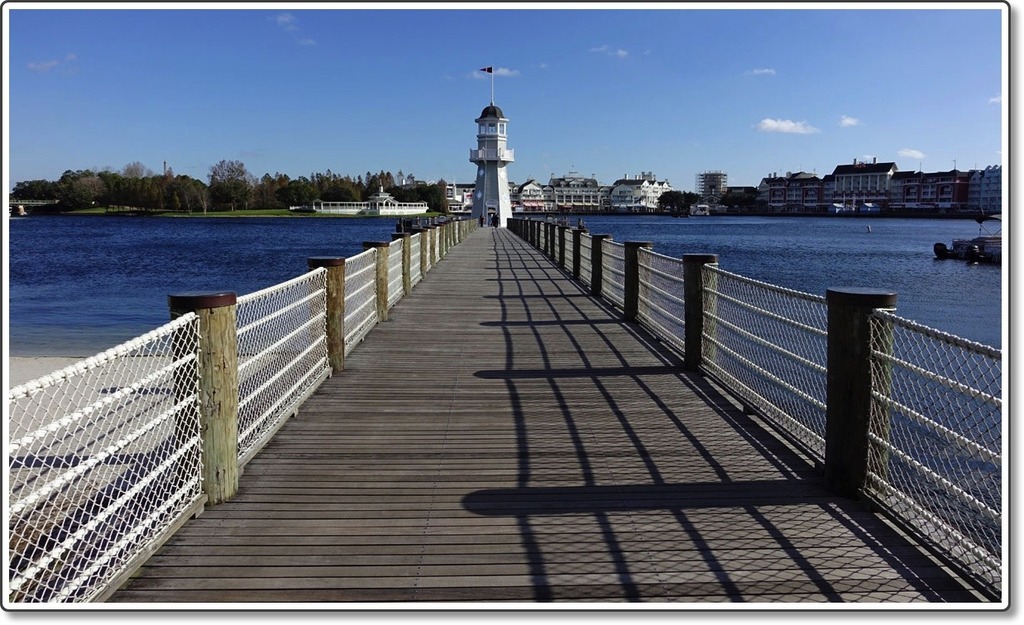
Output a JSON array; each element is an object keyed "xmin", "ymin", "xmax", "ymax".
[{"xmin": 109, "ymin": 227, "xmax": 982, "ymax": 603}]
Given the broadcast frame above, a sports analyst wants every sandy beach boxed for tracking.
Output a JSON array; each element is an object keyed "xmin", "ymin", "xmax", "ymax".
[{"xmin": 8, "ymin": 357, "xmax": 84, "ymax": 389}]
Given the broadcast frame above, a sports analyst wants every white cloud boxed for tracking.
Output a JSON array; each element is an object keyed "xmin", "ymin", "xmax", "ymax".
[
  {"xmin": 590, "ymin": 44, "xmax": 629, "ymax": 58},
  {"xmin": 276, "ymin": 13, "xmax": 298, "ymax": 31},
  {"xmin": 472, "ymin": 67, "xmax": 520, "ymax": 79},
  {"xmin": 27, "ymin": 53, "xmax": 78, "ymax": 73},
  {"xmin": 757, "ymin": 118, "xmax": 820, "ymax": 134},
  {"xmin": 898, "ymin": 148, "xmax": 925, "ymax": 160},
  {"xmin": 839, "ymin": 115, "xmax": 860, "ymax": 127},
  {"xmin": 748, "ymin": 68, "xmax": 776, "ymax": 76},
  {"xmin": 298, "ymin": 38, "xmax": 316, "ymax": 46},
  {"xmin": 27, "ymin": 60, "xmax": 59, "ymax": 72},
  {"xmin": 989, "ymin": 95, "xmax": 1001, "ymax": 104}
]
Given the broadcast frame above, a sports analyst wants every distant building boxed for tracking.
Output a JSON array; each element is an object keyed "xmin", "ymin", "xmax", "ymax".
[
  {"xmin": 610, "ymin": 172, "xmax": 673, "ymax": 213},
  {"xmin": 547, "ymin": 170, "xmax": 608, "ymax": 212},
  {"xmin": 887, "ymin": 169, "xmax": 970, "ymax": 212},
  {"xmin": 294, "ymin": 186, "xmax": 428, "ymax": 216},
  {"xmin": 758, "ymin": 171, "xmax": 823, "ymax": 212},
  {"xmin": 695, "ymin": 171, "xmax": 728, "ymax": 204},
  {"xmin": 968, "ymin": 165, "xmax": 1002, "ymax": 213},
  {"xmin": 515, "ymin": 179, "xmax": 547, "ymax": 212},
  {"xmin": 829, "ymin": 158, "xmax": 898, "ymax": 211}
]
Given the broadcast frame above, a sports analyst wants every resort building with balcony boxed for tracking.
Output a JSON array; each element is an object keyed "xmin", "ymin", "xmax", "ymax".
[{"xmin": 610, "ymin": 172, "xmax": 674, "ymax": 212}]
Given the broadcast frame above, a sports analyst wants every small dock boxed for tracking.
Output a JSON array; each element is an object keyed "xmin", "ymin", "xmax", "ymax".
[{"xmin": 110, "ymin": 228, "xmax": 982, "ymax": 603}]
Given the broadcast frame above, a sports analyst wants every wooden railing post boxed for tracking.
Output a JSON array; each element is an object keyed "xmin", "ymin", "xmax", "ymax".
[
  {"xmin": 307, "ymin": 257, "xmax": 346, "ymax": 373},
  {"xmin": 624, "ymin": 241, "xmax": 653, "ymax": 321},
  {"xmin": 168, "ymin": 292, "xmax": 239, "ymax": 505},
  {"xmin": 414, "ymin": 226, "xmax": 428, "ymax": 276},
  {"xmin": 391, "ymin": 232, "xmax": 412, "ymax": 296},
  {"xmin": 572, "ymin": 227, "xmax": 583, "ymax": 278},
  {"xmin": 363, "ymin": 241, "xmax": 391, "ymax": 322},
  {"xmin": 682, "ymin": 254, "xmax": 719, "ymax": 372},
  {"xmin": 589, "ymin": 234, "xmax": 610, "ymax": 297},
  {"xmin": 824, "ymin": 287, "xmax": 898, "ymax": 499}
]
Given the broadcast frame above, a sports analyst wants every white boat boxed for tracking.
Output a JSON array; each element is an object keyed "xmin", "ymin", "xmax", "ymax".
[{"xmin": 933, "ymin": 214, "xmax": 1002, "ymax": 264}]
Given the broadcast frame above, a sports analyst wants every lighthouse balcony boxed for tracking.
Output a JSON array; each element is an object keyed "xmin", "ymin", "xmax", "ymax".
[{"xmin": 469, "ymin": 148, "xmax": 515, "ymax": 162}]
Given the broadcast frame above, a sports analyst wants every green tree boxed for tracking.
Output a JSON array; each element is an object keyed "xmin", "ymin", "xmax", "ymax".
[
  {"xmin": 56, "ymin": 170, "xmax": 106, "ymax": 210},
  {"xmin": 10, "ymin": 179, "xmax": 59, "ymax": 200},
  {"xmin": 208, "ymin": 159, "xmax": 254, "ymax": 211},
  {"xmin": 657, "ymin": 190, "xmax": 693, "ymax": 214},
  {"xmin": 276, "ymin": 177, "xmax": 318, "ymax": 207}
]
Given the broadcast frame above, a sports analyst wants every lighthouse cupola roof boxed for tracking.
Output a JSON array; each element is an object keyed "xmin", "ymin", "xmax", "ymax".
[{"xmin": 478, "ymin": 104, "xmax": 505, "ymax": 120}]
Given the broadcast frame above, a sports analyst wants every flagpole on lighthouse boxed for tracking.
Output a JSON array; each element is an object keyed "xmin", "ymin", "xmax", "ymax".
[{"xmin": 480, "ymin": 66, "xmax": 494, "ymax": 104}]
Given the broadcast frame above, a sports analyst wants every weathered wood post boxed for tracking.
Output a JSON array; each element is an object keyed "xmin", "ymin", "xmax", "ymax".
[
  {"xmin": 429, "ymin": 225, "xmax": 439, "ymax": 266},
  {"xmin": 682, "ymin": 254, "xmax": 719, "ymax": 372},
  {"xmin": 391, "ymin": 232, "xmax": 412, "ymax": 297},
  {"xmin": 416, "ymin": 227, "xmax": 429, "ymax": 275},
  {"xmin": 363, "ymin": 241, "xmax": 391, "ymax": 323},
  {"xmin": 306, "ymin": 257, "xmax": 346, "ymax": 373},
  {"xmin": 824, "ymin": 287, "xmax": 898, "ymax": 499},
  {"xmin": 572, "ymin": 227, "xmax": 583, "ymax": 278},
  {"xmin": 168, "ymin": 292, "xmax": 239, "ymax": 505},
  {"xmin": 589, "ymin": 234, "xmax": 610, "ymax": 297},
  {"xmin": 624, "ymin": 242, "xmax": 653, "ymax": 321}
]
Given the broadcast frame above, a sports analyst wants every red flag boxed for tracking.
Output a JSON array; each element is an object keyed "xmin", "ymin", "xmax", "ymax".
[{"xmin": 479, "ymin": 66, "xmax": 493, "ymax": 73}]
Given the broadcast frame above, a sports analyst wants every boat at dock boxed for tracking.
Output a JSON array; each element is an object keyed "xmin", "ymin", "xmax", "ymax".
[{"xmin": 933, "ymin": 214, "xmax": 1001, "ymax": 264}]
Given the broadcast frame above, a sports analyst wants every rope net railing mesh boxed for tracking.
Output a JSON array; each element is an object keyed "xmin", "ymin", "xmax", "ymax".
[
  {"xmin": 701, "ymin": 265, "xmax": 829, "ymax": 459},
  {"xmin": 7, "ymin": 315, "xmax": 204, "ymax": 603},
  {"xmin": 388, "ymin": 239, "xmax": 404, "ymax": 308},
  {"xmin": 866, "ymin": 310, "xmax": 1002, "ymax": 595},
  {"xmin": 409, "ymin": 233, "xmax": 423, "ymax": 287},
  {"xmin": 344, "ymin": 248, "xmax": 378, "ymax": 355},
  {"xmin": 636, "ymin": 248, "xmax": 686, "ymax": 355},
  {"xmin": 600, "ymin": 239, "xmax": 626, "ymax": 309},
  {"xmin": 579, "ymin": 234, "xmax": 593, "ymax": 287},
  {"xmin": 235, "ymin": 269, "xmax": 330, "ymax": 463}
]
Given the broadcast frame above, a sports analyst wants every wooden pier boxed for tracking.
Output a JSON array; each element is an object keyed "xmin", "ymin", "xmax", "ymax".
[{"xmin": 110, "ymin": 228, "xmax": 983, "ymax": 604}]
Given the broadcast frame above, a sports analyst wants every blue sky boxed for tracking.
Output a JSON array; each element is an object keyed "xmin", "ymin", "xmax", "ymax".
[{"xmin": 4, "ymin": 2, "xmax": 1007, "ymax": 191}]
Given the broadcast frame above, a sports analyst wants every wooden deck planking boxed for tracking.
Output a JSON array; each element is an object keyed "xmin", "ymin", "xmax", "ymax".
[{"xmin": 110, "ymin": 227, "xmax": 983, "ymax": 604}]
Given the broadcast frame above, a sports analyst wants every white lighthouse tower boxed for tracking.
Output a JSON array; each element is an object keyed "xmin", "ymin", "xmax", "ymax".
[{"xmin": 469, "ymin": 103, "xmax": 514, "ymax": 227}]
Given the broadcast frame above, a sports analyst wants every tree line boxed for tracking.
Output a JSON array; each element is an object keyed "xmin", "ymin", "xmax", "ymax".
[{"xmin": 9, "ymin": 160, "xmax": 450, "ymax": 214}]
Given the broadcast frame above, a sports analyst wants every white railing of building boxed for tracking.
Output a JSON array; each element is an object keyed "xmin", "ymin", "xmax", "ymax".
[
  {"xmin": 600, "ymin": 239, "xmax": 626, "ymax": 309},
  {"xmin": 865, "ymin": 310, "xmax": 1001, "ymax": 595},
  {"xmin": 344, "ymin": 248, "xmax": 379, "ymax": 356},
  {"xmin": 701, "ymin": 265, "xmax": 829, "ymax": 459},
  {"xmin": 7, "ymin": 316, "xmax": 205, "ymax": 603},
  {"xmin": 234, "ymin": 268, "xmax": 331, "ymax": 466}
]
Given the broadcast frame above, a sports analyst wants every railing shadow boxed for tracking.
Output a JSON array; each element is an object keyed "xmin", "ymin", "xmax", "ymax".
[{"xmin": 462, "ymin": 228, "xmax": 979, "ymax": 603}]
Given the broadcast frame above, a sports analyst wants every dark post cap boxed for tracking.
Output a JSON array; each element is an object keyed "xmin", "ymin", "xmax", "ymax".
[
  {"xmin": 307, "ymin": 257, "xmax": 346, "ymax": 268},
  {"xmin": 683, "ymin": 253, "xmax": 719, "ymax": 264},
  {"xmin": 826, "ymin": 287, "xmax": 898, "ymax": 308},
  {"xmin": 168, "ymin": 291, "xmax": 237, "ymax": 311},
  {"xmin": 392, "ymin": 232, "xmax": 411, "ymax": 240},
  {"xmin": 362, "ymin": 241, "xmax": 391, "ymax": 249},
  {"xmin": 625, "ymin": 241, "xmax": 654, "ymax": 248}
]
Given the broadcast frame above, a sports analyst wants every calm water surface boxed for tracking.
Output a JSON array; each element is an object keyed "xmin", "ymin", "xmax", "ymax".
[{"xmin": 5, "ymin": 214, "xmax": 1004, "ymax": 356}]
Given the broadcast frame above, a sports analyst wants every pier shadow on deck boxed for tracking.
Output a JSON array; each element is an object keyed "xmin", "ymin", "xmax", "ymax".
[{"xmin": 110, "ymin": 228, "xmax": 983, "ymax": 605}]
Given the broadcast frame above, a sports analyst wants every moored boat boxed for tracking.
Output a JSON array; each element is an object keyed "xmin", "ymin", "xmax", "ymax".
[{"xmin": 933, "ymin": 214, "xmax": 1001, "ymax": 264}]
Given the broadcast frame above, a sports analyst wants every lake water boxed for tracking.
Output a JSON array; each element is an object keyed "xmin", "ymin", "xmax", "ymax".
[{"xmin": 4, "ymin": 214, "xmax": 1004, "ymax": 356}]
